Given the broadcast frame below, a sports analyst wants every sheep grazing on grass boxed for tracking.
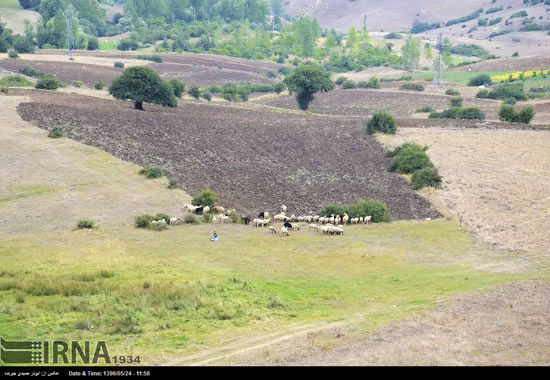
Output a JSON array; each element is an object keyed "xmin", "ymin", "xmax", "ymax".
[
  {"xmin": 364, "ymin": 216, "xmax": 372, "ymax": 224},
  {"xmin": 269, "ymin": 226, "xmax": 277, "ymax": 234},
  {"xmin": 342, "ymin": 214, "xmax": 349, "ymax": 225},
  {"xmin": 219, "ymin": 215, "xmax": 231, "ymax": 224},
  {"xmin": 313, "ymin": 215, "xmax": 320, "ymax": 222},
  {"xmin": 351, "ymin": 218, "xmax": 359, "ymax": 225},
  {"xmin": 169, "ymin": 217, "xmax": 181, "ymax": 226},
  {"xmin": 274, "ymin": 213, "xmax": 286, "ymax": 222},
  {"xmin": 309, "ymin": 224, "xmax": 320, "ymax": 231},
  {"xmin": 212, "ymin": 216, "xmax": 218, "ymax": 224},
  {"xmin": 281, "ymin": 227, "xmax": 290, "ymax": 237},
  {"xmin": 329, "ymin": 215, "xmax": 335, "ymax": 225},
  {"xmin": 280, "ymin": 205, "xmax": 287, "ymax": 213},
  {"xmin": 183, "ymin": 204, "xmax": 199, "ymax": 213},
  {"xmin": 283, "ymin": 221, "xmax": 293, "ymax": 230},
  {"xmin": 243, "ymin": 216, "xmax": 251, "ymax": 225},
  {"xmin": 359, "ymin": 217, "xmax": 364, "ymax": 224},
  {"xmin": 203, "ymin": 206, "xmax": 210, "ymax": 215},
  {"xmin": 335, "ymin": 215, "xmax": 341, "ymax": 225},
  {"xmin": 194, "ymin": 206, "xmax": 204, "ymax": 215},
  {"xmin": 213, "ymin": 206, "xmax": 225, "ymax": 214},
  {"xmin": 253, "ymin": 219, "xmax": 270, "ymax": 227}
]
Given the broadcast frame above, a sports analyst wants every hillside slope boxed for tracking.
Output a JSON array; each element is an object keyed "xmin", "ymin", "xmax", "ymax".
[
  {"xmin": 0, "ymin": 0, "xmax": 40, "ymax": 34},
  {"xmin": 284, "ymin": 0, "xmax": 540, "ymax": 31}
]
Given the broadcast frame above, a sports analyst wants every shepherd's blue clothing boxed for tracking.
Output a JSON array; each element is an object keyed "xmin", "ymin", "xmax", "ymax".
[{"xmin": 211, "ymin": 236, "xmax": 219, "ymax": 242}]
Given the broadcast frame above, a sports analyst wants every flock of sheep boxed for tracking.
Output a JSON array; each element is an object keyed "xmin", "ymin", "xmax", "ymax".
[{"xmin": 172, "ymin": 203, "xmax": 372, "ymax": 238}]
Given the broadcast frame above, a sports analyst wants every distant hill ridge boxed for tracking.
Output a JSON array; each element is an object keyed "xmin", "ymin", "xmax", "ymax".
[{"xmin": 283, "ymin": 0, "xmax": 544, "ymax": 32}]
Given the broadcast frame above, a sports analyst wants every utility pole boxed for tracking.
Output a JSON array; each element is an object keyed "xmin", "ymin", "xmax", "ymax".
[{"xmin": 67, "ymin": 4, "xmax": 75, "ymax": 61}]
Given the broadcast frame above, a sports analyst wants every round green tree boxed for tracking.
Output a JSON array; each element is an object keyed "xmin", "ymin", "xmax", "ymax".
[
  {"xmin": 283, "ymin": 62, "xmax": 334, "ymax": 110},
  {"xmin": 109, "ymin": 66, "xmax": 177, "ymax": 110}
]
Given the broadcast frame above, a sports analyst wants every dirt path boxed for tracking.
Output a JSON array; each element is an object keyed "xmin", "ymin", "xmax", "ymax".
[
  {"xmin": 200, "ymin": 279, "xmax": 550, "ymax": 366},
  {"xmin": 0, "ymin": 94, "xmax": 190, "ymax": 235},
  {"xmin": 162, "ymin": 320, "xmax": 349, "ymax": 366}
]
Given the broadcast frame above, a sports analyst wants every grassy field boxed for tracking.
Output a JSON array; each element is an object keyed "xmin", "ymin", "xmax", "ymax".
[
  {"xmin": 99, "ymin": 40, "xmax": 119, "ymax": 51},
  {"xmin": 0, "ymin": 0, "xmax": 39, "ymax": 34},
  {"xmin": 0, "ymin": 220, "xmax": 539, "ymax": 364}
]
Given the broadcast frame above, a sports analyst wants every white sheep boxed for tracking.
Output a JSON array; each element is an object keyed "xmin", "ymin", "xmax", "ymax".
[
  {"xmin": 203, "ymin": 206, "xmax": 210, "ymax": 215},
  {"xmin": 169, "ymin": 217, "xmax": 181, "ymax": 226},
  {"xmin": 213, "ymin": 206, "xmax": 225, "ymax": 214},
  {"xmin": 280, "ymin": 205, "xmax": 287, "ymax": 213},
  {"xmin": 309, "ymin": 224, "xmax": 319, "ymax": 231},
  {"xmin": 364, "ymin": 216, "xmax": 372, "ymax": 224},
  {"xmin": 280, "ymin": 226, "xmax": 290, "ymax": 236},
  {"xmin": 274, "ymin": 213, "xmax": 286, "ymax": 222},
  {"xmin": 342, "ymin": 213, "xmax": 349, "ymax": 225},
  {"xmin": 269, "ymin": 226, "xmax": 277, "ymax": 234}
]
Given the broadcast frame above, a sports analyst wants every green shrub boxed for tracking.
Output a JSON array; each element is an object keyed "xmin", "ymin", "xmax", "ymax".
[
  {"xmin": 191, "ymin": 190, "xmax": 219, "ymax": 207},
  {"xmin": 202, "ymin": 213, "xmax": 213, "ymax": 223},
  {"xmin": 72, "ymin": 80, "xmax": 84, "ymax": 88},
  {"xmin": 389, "ymin": 144, "xmax": 433, "ymax": 174},
  {"xmin": 318, "ymin": 204, "xmax": 347, "ymax": 218},
  {"xmin": 87, "ymin": 36, "xmax": 99, "ymax": 50},
  {"xmin": 189, "ymin": 87, "xmax": 201, "ymax": 99},
  {"xmin": 400, "ymin": 83, "xmax": 424, "ymax": 91},
  {"xmin": 504, "ymin": 98, "xmax": 517, "ymax": 105},
  {"xmin": 19, "ymin": 66, "xmax": 44, "ymax": 78},
  {"xmin": 358, "ymin": 77, "xmax": 381, "ymax": 89},
  {"xmin": 319, "ymin": 201, "xmax": 389, "ymax": 223},
  {"xmin": 135, "ymin": 214, "xmax": 170, "ymax": 229},
  {"xmin": 94, "ymin": 81, "xmax": 105, "ymax": 90},
  {"xmin": 48, "ymin": 127, "xmax": 64, "ymax": 138},
  {"xmin": 153, "ymin": 213, "xmax": 171, "ymax": 223},
  {"xmin": 387, "ymin": 142, "xmax": 427, "ymax": 157},
  {"xmin": 169, "ymin": 79, "xmax": 186, "ymax": 98},
  {"xmin": 341, "ymin": 79, "xmax": 356, "ymax": 89},
  {"xmin": 114, "ymin": 62, "xmax": 125, "ymax": 69},
  {"xmin": 135, "ymin": 215, "xmax": 154, "ymax": 228},
  {"xmin": 482, "ymin": 82, "xmax": 526, "ymax": 101},
  {"xmin": 445, "ymin": 88, "xmax": 460, "ymax": 96},
  {"xmin": 278, "ymin": 66, "xmax": 291, "ymax": 76},
  {"xmin": 8, "ymin": 49, "xmax": 19, "ymax": 59},
  {"xmin": 366, "ymin": 111, "xmax": 397, "ymax": 135},
  {"xmin": 335, "ymin": 76, "xmax": 347, "ymax": 85},
  {"xmin": 167, "ymin": 179, "xmax": 179, "ymax": 189},
  {"xmin": 184, "ymin": 214, "xmax": 200, "ymax": 224},
  {"xmin": 76, "ymin": 219, "xmax": 95, "ymax": 229},
  {"xmin": 273, "ymin": 82, "xmax": 285, "ymax": 94},
  {"xmin": 347, "ymin": 200, "xmax": 389, "ymax": 222},
  {"xmin": 203, "ymin": 92, "xmax": 212, "ymax": 101},
  {"xmin": 229, "ymin": 212, "xmax": 242, "ymax": 224},
  {"xmin": 0, "ymin": 87, "xmax": 8, "ymax": 95},
  {"xmin": 416, "ymin": 106, "xmax": 434, "ymax": 113},
  {"xmin": 468, "ymin": 74, "xmax": 492, "ymax": 86},
  {"xmin": 139, "ymin": 167, "xmax": 162, "ymax": 179},
  {"xmin": 0, "ymin": 75, "xmax": 32, "ymax": 87},
  {"xmin": 411, "ymin": 167, "xmax": 442, "ymax": 190},
  {"xmin": 429, "ymin": 107, "xmax": 485, "ymax": 120},
  {"xmin": 35, "ymin": 75, "xmax": 60, "ymax": 90},
  {"xmin": 136, "ymin": 54, "xmax": 163, "ymax": 63},
  {"xmin": 450, "ymin": 97, "xmax": 463, "ymax": 107},
  {"xmin": 499, "ymin": 104, "xmax": 535, "ymax": 124},
  {"xmin": 267, "ymin": 71, "xmax": 276, "ymax": 78}
]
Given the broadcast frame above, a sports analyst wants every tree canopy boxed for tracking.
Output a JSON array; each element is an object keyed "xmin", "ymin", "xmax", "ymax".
[
  {"xmin": 109, "ymin": 66, "xmax": 178, "ymax": 110},
  {"xmin": 283, "ymin": 62, "xmax": 334, "ymax": 110}
]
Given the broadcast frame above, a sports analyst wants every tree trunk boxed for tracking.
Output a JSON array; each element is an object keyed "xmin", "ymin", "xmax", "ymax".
[{"xmin": 134, "ymin": 101, "xmax": 143, "ymax": 110}]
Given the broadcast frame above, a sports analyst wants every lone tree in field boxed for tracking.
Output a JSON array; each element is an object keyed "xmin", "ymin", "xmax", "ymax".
[
  {"xmin": 283, "ymin": 62, "xmax": 334, "ymax": 110},
  {"xmin": 109, "ymin": 66, "xmax": 177, "ymax": 110}
]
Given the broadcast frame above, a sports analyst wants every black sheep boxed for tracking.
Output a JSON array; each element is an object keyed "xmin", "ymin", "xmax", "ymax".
[
  {"xmin": 284, "ymin": 221, "xmax": 293, "ymax": 229},
  {"xmin": 258, "ymin": 212, "xmax": 265, "ymax": 219},
  {"xmin": 243, "ymin": 216, "xmax": 251, "ymax": 225},
  {"xmin": 195, "ymin": 207, "xmax": 203, "ymax": 215}
]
